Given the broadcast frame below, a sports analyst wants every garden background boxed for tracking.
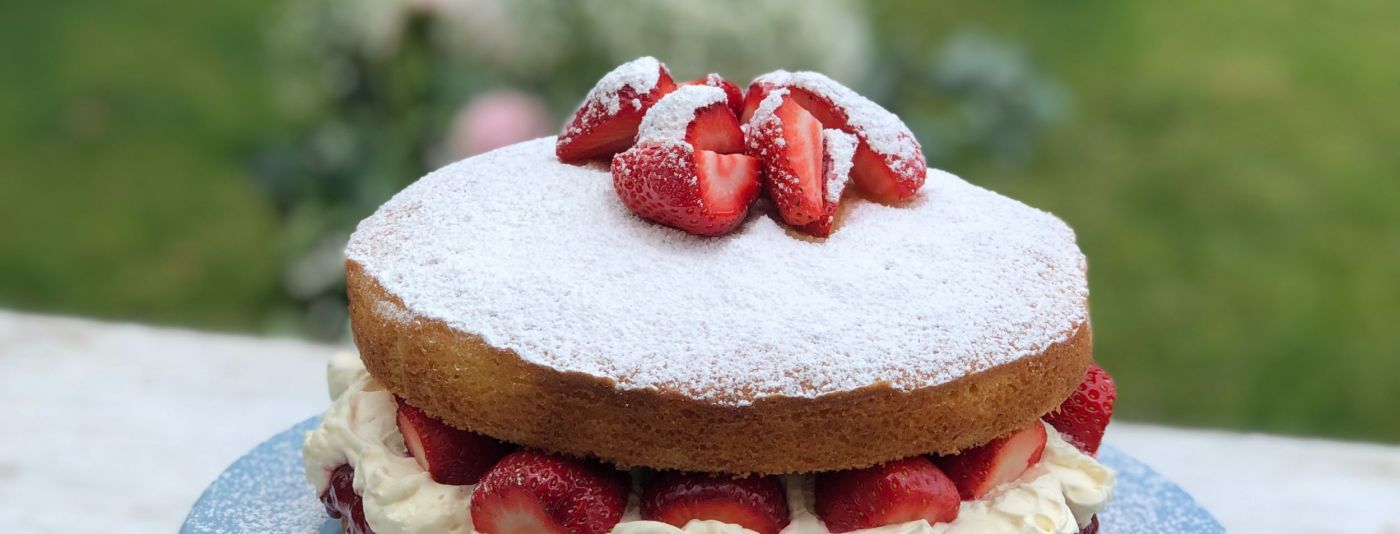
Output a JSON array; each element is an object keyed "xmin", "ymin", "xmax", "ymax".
[{"xmin": 3, "ymin": 0, "xmax": 1397, "ymax": 443}]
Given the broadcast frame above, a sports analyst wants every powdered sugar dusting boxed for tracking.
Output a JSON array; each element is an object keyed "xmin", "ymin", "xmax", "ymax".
[
  {"xmin": 822, "ymin": 129, "xmax": 856, "ymax": 203},
  {"xmin": 346, "ymin": 137, "xmax": 1088, "ymax": 406},
  {"xmin": 560, "ymin": 57, "xmax": 665, "ymax": 140},
  {"xmin": 635, "ymin": 85, "xmax": 727, "ymax": 145},
  {"xmin": 754, "ymin": 70, "xmax": 919, "ymax": 164},
  {"xmin": 182, "ymin": 418, "xmax": 331, "ymax": 533},
  {"xmin": 748, "ymin": 87, "xmax": 790, "ymax": 130}
]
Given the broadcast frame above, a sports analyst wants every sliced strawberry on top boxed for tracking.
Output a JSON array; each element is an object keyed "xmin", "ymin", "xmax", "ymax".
[
  {"xmin": 745, "ymin": 90, "xmax": 825, "ymax": 227},
  {"xmin": 934, "ymin": 422, "xmax": 1048, "ymax": 500},
  {"xmin": 684, "ymin": 73, "xmax": 744, "ymax": 118},
  {"xmin": 641, "ymin": 472, "xmax": 790, "ymax": 534},
  {"xmin": 396, "ymin": 399, "xmax": 514, "ymax": 485},
  {"xmin": 815, "ymin": 457, "xmax": 960, "ymax": 533},
  {"xmin": 470, "ymin": 449, "xmax": 629, "ymax": 534},
  {"xmin": 636, "ymin": 85, "xmax": 744, "ymax": 154},
  {"xmin": 744, "ymin": 71, "xmax": 927, "ymax": 204},
  {"xmin": 741, "ymin": 82, "xmax": 846, "ymax": 128},
  {"xmin": 612, "ymin": 143, "xmax": 760, "ymax": 236},
  {"xmin": 795, "ymin": 128, "xmax": 857, "ymax": 238},
  {"xmin": 1043, "ymin": 362, "xmax": 1117, "ymax": 455},
  {"xmin": 850, "ymin": 140, "xmax": 925, "ymax": 204},
  {"xmin": 556, "ymin": 56, "xmax": 677, "ymax": 162}
]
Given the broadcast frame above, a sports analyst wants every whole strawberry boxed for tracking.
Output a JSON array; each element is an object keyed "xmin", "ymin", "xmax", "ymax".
[
  {"xmin": 815, "ymin": 457, "xmax": 960, "ymax": 532},
  {"xmin": 1042, "ymin": 362, "xmax": 1117, "ymax": 455},
  {"xmin": 470, "ymin": 449, "xmax": 629, "ymax": 534}
]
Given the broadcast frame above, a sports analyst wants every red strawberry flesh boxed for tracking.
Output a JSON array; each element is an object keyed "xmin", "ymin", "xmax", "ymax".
[
  {"xmin": 696, "ymin": 150, "xmax": 761, "ymax": 217},
  {"xmin": 850, "ymin": 141, "xmax": 924, "ymax": 204},
  {"xmin": 1043, "ymin": 363, "xmax": 1117, "ymax": 455},
  {"xmin": 470, "ymin": 450, "xmax": 629, "ymax": 534},
  {"xmin": 795, "ymin": 128, "xmax": 857, "ymax": 237},
  {"xmin": 612, "ymin": 143, "xmax": 759, "ymax": 236},
  {"xmin": 684, "ymin": 74, "xmax": 745, "ymax": 118},
  {"xmin": 557, "ymin": 57, "xmax": 677, "ymax": 162},
  {"xmin": 815, "ymin": 456, "xmax": 960, "ymax": 533},
  {"xmin": 473, "ymin": 487, "xmax": 567, "ymax": 534},
  {"xmin": 746, "ymin": 92, "xmax": 825, "ymax": 227},
  {"xmin": 395, "ymin": 399, "xmax": 514, "ymax": 485},
  {"xmin": 935, "ymin": 423, "xmax": 1048, "ymax": 500},
  {"xmin": 686, "ymin": 103, "xmax": 745, "ymax": 154},
  {"xmin": 642, "ymin": 472, "xmax": 790, "ymax": 534},
  {"xmin": 743, "ymin": 71, "xmax": 927, "ymax": 203},
  {"xmin": 637, "ymin": 85, "xmax": 744, "ymax": 155}
]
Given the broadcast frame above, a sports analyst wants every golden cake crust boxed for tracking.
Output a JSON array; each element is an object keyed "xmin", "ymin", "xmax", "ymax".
[{"xmin": 349, "ymin": 260, "xmax": 1092, "ymax": 474}]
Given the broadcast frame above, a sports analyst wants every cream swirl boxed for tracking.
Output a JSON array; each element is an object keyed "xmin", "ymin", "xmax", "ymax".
[
  {"xmin": 303, "ymin": 355, "xmax": 1112, "ymax": 534},
  {"xmin": 302, "ymin": 355, "xmax": 475, "ymax": 534}
]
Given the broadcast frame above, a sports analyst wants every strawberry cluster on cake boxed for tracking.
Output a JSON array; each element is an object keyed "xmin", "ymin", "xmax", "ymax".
[{"xmin": 303, "ymin": 57, "xmax": 1118, "ymax": 534}]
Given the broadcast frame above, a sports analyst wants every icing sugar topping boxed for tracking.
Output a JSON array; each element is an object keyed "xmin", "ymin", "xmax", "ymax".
[
  {"xmin": 346, "ymin": 137, "xmax": 1087, "ymax": 406},
  {"xmin": 561, "ymin": 56, "xmax": 666, "ymax": 140},
  {"xmin": 821, "ymin": 129, "xmax": 857, "ymax": 203},
  {"xmin": 752, "ymin": 70, "xmax": 918, "ymax": 162},
  {"xmin": 636, "ymin": 85, "xmax": 728, "ymax": 146},
  {"xmin": 748, "ymin": 87, "xmax": 791, "ymax": 132}
]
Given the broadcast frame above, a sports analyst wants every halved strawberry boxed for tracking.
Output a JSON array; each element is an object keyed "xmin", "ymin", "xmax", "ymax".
[
  {"xmin": 683, "ymin": 73, "xmax": 744, "ymax": 118},
  {"xmin": 641, "ymin": 472, "xmax": 790, "ymax": 534},
  {"xmin": 738, "ymin": 81, "xmax": 771, "ymax": 124},
  {"xmin": 470, "ymin": 450, "xmax": 629, "ymax": 534},
  {"xmin": 814, "ymin": 457, "xmax": 960, "ymax": 533},
  {"xmin": 1043, "ymin": 362, "xmax": 1117, "ymax": 455},
  {"xmin": 745, "ymin": 90, "xmax": 825, "ymax": 227},
  {"xmin": 934, "ymin": 423, "xmax": 1048, "ymax": 500},
  {"xmin": 396, "ymin": 399, "xmax": 514, "ymax": 485},
  {"xmin": 743, "ymin": 71, "xmax": 926, "ymax": 204},
  {"xmin": 612, "ymin": 143, "xmax": 760, "ymax": 236},
  {"xmin": 636, "ymin": 85, "xmax": 744, "ymax": 154},
  {"xmin": 795, "ymin": 129, "xmax": 857, "ymax": 237},
  {"xmin": 850, "ymin": 140, "xmax": 925, "ymax": 204},
  {"xmin": 741, "ymin": 82, "xmax": 846, "ymax": 128},
  {"xmin": 556, "ymin": 57, "xmax": 677, "ymax": 162}
]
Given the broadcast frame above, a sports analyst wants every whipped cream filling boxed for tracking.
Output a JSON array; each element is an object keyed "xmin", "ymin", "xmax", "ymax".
[{"xmin": 304, "ymin": 354, "xmax": 1113, "ymax": 534}]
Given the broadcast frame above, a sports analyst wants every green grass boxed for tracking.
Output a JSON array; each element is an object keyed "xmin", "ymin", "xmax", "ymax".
[
  {"xmin": 1, "ymin": 1, "xmax": 1397, "ymax": 442},
  {"xmin": 0, "ymin": 1, "xmax": 286, "ymax": 330},
  {"xmin": 875, "ymin": 1, "xmax": 1400, "ymax": 441}
]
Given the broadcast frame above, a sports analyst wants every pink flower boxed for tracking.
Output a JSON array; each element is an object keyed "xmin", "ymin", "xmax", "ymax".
[{"xmin": 446, "ymin": 90, "xmax": 553, "ymax": 159}]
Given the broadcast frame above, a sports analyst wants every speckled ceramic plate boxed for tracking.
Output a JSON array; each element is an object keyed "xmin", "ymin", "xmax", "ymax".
[{"xmin": 182, "ymin": 417, "xmax": 1223, "ymax": 533}]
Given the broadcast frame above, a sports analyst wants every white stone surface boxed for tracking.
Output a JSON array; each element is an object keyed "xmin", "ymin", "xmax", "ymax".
[
  {"xmin": 1105, "ymin": 423, "xmax": 1400, "ymax": 533},
  {"xmin": 0, "ymin": 310, "xmax": 334, "ymax": 533},
  {"xmin": 1, "ymin": 310, "xmax": 1397, "ymax": 533}
]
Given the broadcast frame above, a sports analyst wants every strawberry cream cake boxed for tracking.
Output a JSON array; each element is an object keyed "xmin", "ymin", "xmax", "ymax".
[{"xmin": 303, "ymin": 57, "xmax": 1119, "ymax": 534}]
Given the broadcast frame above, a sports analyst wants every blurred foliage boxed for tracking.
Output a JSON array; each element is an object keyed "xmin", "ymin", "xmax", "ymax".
[
  {"xmin": 1, "ymin": 1, "xmax": 1397, "ymax": 441},
  {"xmin": 870, "ymin": 1, "xmax": 1400, "ymax": 441},
  {"xmin": 0, "ymin": 0, "xmax": 285, "ymax": 331}
]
